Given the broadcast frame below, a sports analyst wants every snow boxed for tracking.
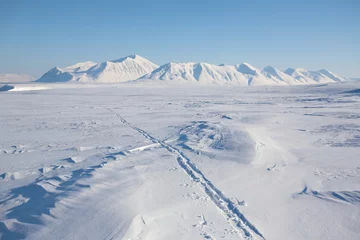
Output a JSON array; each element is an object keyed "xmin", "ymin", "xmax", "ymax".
[
  {"xmin": 0, "ymin": 74, "xmax": 34, "ymax": 83},
  {"xmin": 0, "ymin": 81, "xmax": 360, "ymax": 240}
]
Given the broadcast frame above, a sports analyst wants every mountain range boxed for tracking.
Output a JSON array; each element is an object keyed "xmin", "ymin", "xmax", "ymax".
[{"xmin": 36, "ymin": 55, "xmax": 348, "ymax": 85}]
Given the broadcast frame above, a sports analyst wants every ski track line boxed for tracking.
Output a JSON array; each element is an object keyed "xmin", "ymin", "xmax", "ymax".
[{"xmin": 106, "ymin": 108, "xmax": 265, "ymax": 240}]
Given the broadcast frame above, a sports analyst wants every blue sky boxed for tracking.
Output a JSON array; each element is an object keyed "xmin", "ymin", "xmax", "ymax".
[{"xmin": 1, "ymin": 0, "xmax": 359, "ymax": 78}]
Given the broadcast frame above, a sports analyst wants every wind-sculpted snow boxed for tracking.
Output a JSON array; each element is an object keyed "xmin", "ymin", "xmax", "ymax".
[
  {"xmin": 295, "ymin": 186, "xmax": 360, "ymax": 205},
  {"xmin": 106, "ymin": 108, "xmax": 265, "ymax": 239},
  {"xmin": 175, "ymin": 121, "xmax": 256, "ymax": 164}
]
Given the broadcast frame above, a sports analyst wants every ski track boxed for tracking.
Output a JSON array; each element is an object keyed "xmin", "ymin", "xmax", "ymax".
[{"xmin": 106, "ymin": 108, "xmax": 265, "ymax": 240}]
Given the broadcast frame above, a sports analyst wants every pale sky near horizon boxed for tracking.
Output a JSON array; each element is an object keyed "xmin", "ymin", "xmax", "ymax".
[{"xmin": 0, "ymin": 0, "xmax": 359, "ymax": 78}]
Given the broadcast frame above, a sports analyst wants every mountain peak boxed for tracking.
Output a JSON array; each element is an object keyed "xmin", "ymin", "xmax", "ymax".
[
  {"xmin": 236, "ymin": 62, "xmax": 258, "ymax": 75},
  {"xmin": 262, "ymin": 66, "xmax": 280, "ymax": 77},
  {"xmin": 112, "ymin": 54, "xmax": 142, "ymax": 63},
  {"xmin": 263, "ymin": 65, "xmax": 276, "ymax": 71}
]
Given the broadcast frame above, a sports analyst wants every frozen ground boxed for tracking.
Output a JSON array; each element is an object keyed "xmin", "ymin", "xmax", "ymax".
[{"xmin": 0, "ymin": 81, "xmax": 360, "ymax": 240}]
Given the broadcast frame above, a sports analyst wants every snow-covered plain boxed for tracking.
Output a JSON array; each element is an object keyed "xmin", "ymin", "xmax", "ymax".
[{"xmin": 0, "ymin": 81, "xmax": 360, "ymax": 240}]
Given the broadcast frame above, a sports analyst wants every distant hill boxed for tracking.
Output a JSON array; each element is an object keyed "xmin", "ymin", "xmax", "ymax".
[{"xmin": 0, "ymin": 73, "xmax": 34, "ymax": 82}]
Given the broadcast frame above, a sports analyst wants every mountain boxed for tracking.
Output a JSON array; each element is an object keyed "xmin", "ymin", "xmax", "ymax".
[
  {"xmin": 283, "ymin": 68, "xmax": 345, "ymax": 84},
  {"xmin": 235, "ymin": 63, "xmax": 286, "ymax": 86},
  {"xmin": 0, "ymin": 73, "xmax": 34, "ymax": 82},
  {"xmin": 36, "ymin": 67, "xmax": 76, "ymax": 83},
  {"xmin": 318, "ymin": 69, "xmax": 347, "ymax": 82},
  {"xmin": 36, "ymin": 62, "xmax": 97, "ymax": 82},
  {"xmin": 261, "ymin": 66, "xmax": 302, "ymax": 85},
  {"xmin": 79, "ymin": 55, "xmax": 158, "ymax": 83},
  {"xmin": 36, "ymin": 55, "xmax": 158, "ymax": 83},
  {"xmin": 142, "ymin": 62, "xmax": 305, "ymax": 86},
  {"xmin": 35, "ymin": 55, "xmax": 348, "ymax": 86},
  {"xmin": 142, "ymin": 62, "xmax": 253, "ymax": 85},
  {"xmin": 63, "ymin": 61, "xmax": 97, "ymax": 73}
]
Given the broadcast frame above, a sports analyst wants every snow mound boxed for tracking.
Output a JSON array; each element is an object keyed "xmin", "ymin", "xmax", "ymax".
[
  {"xmin": 343, "ymin": 89, "xmax": 360, "ymax": 94},
  {"xmin": 176, "ymin": 121, "xmax": 256, "ymax": 163},
  {"xmin": 0, "ymin": 85, "xmax": 15, "ymax": 92},
  {"xmin": 0, "ymin": 84, "xmax": 49, "ymax": 92}
]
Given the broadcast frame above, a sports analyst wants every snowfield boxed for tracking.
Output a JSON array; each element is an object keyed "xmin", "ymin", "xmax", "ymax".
[{"xmin": 0, "ymin": 81, "xmax": 360, "ymax": 240}]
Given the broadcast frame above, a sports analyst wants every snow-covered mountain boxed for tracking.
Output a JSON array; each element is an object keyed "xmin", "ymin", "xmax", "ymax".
[
  {"xmin": 284, "ymin": 68, "xmax": 347, "ymax": 84},
  {"xmin": 141, "ymin": 62, "xmax": 347, "ymax": 86},
  {"xmin": 36, "ymin": 55, "xmax": 348, "ymax": 85},
  {"xmin": 318, "ymin": 69, "xmax": 347, "ymax": 82},
  {"xmin": 261, "ymin": 66, "xmax": 301, "ymax": 85},
  {"xmin": 36, "ymin": 55, "xmax": 158, "ymax": 83},
  {"xmin": 0, "ymin": 73, "xmax": 34, "ymax": 82},
  {"xmin": 141, "ymin": 62, "xmax": 250, "ymax": 85}
]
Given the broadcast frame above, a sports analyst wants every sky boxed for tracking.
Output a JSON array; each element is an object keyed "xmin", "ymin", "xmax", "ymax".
[{"xmin": 0, "ymin": 0, "xmax": 359, "ymax": 78}]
